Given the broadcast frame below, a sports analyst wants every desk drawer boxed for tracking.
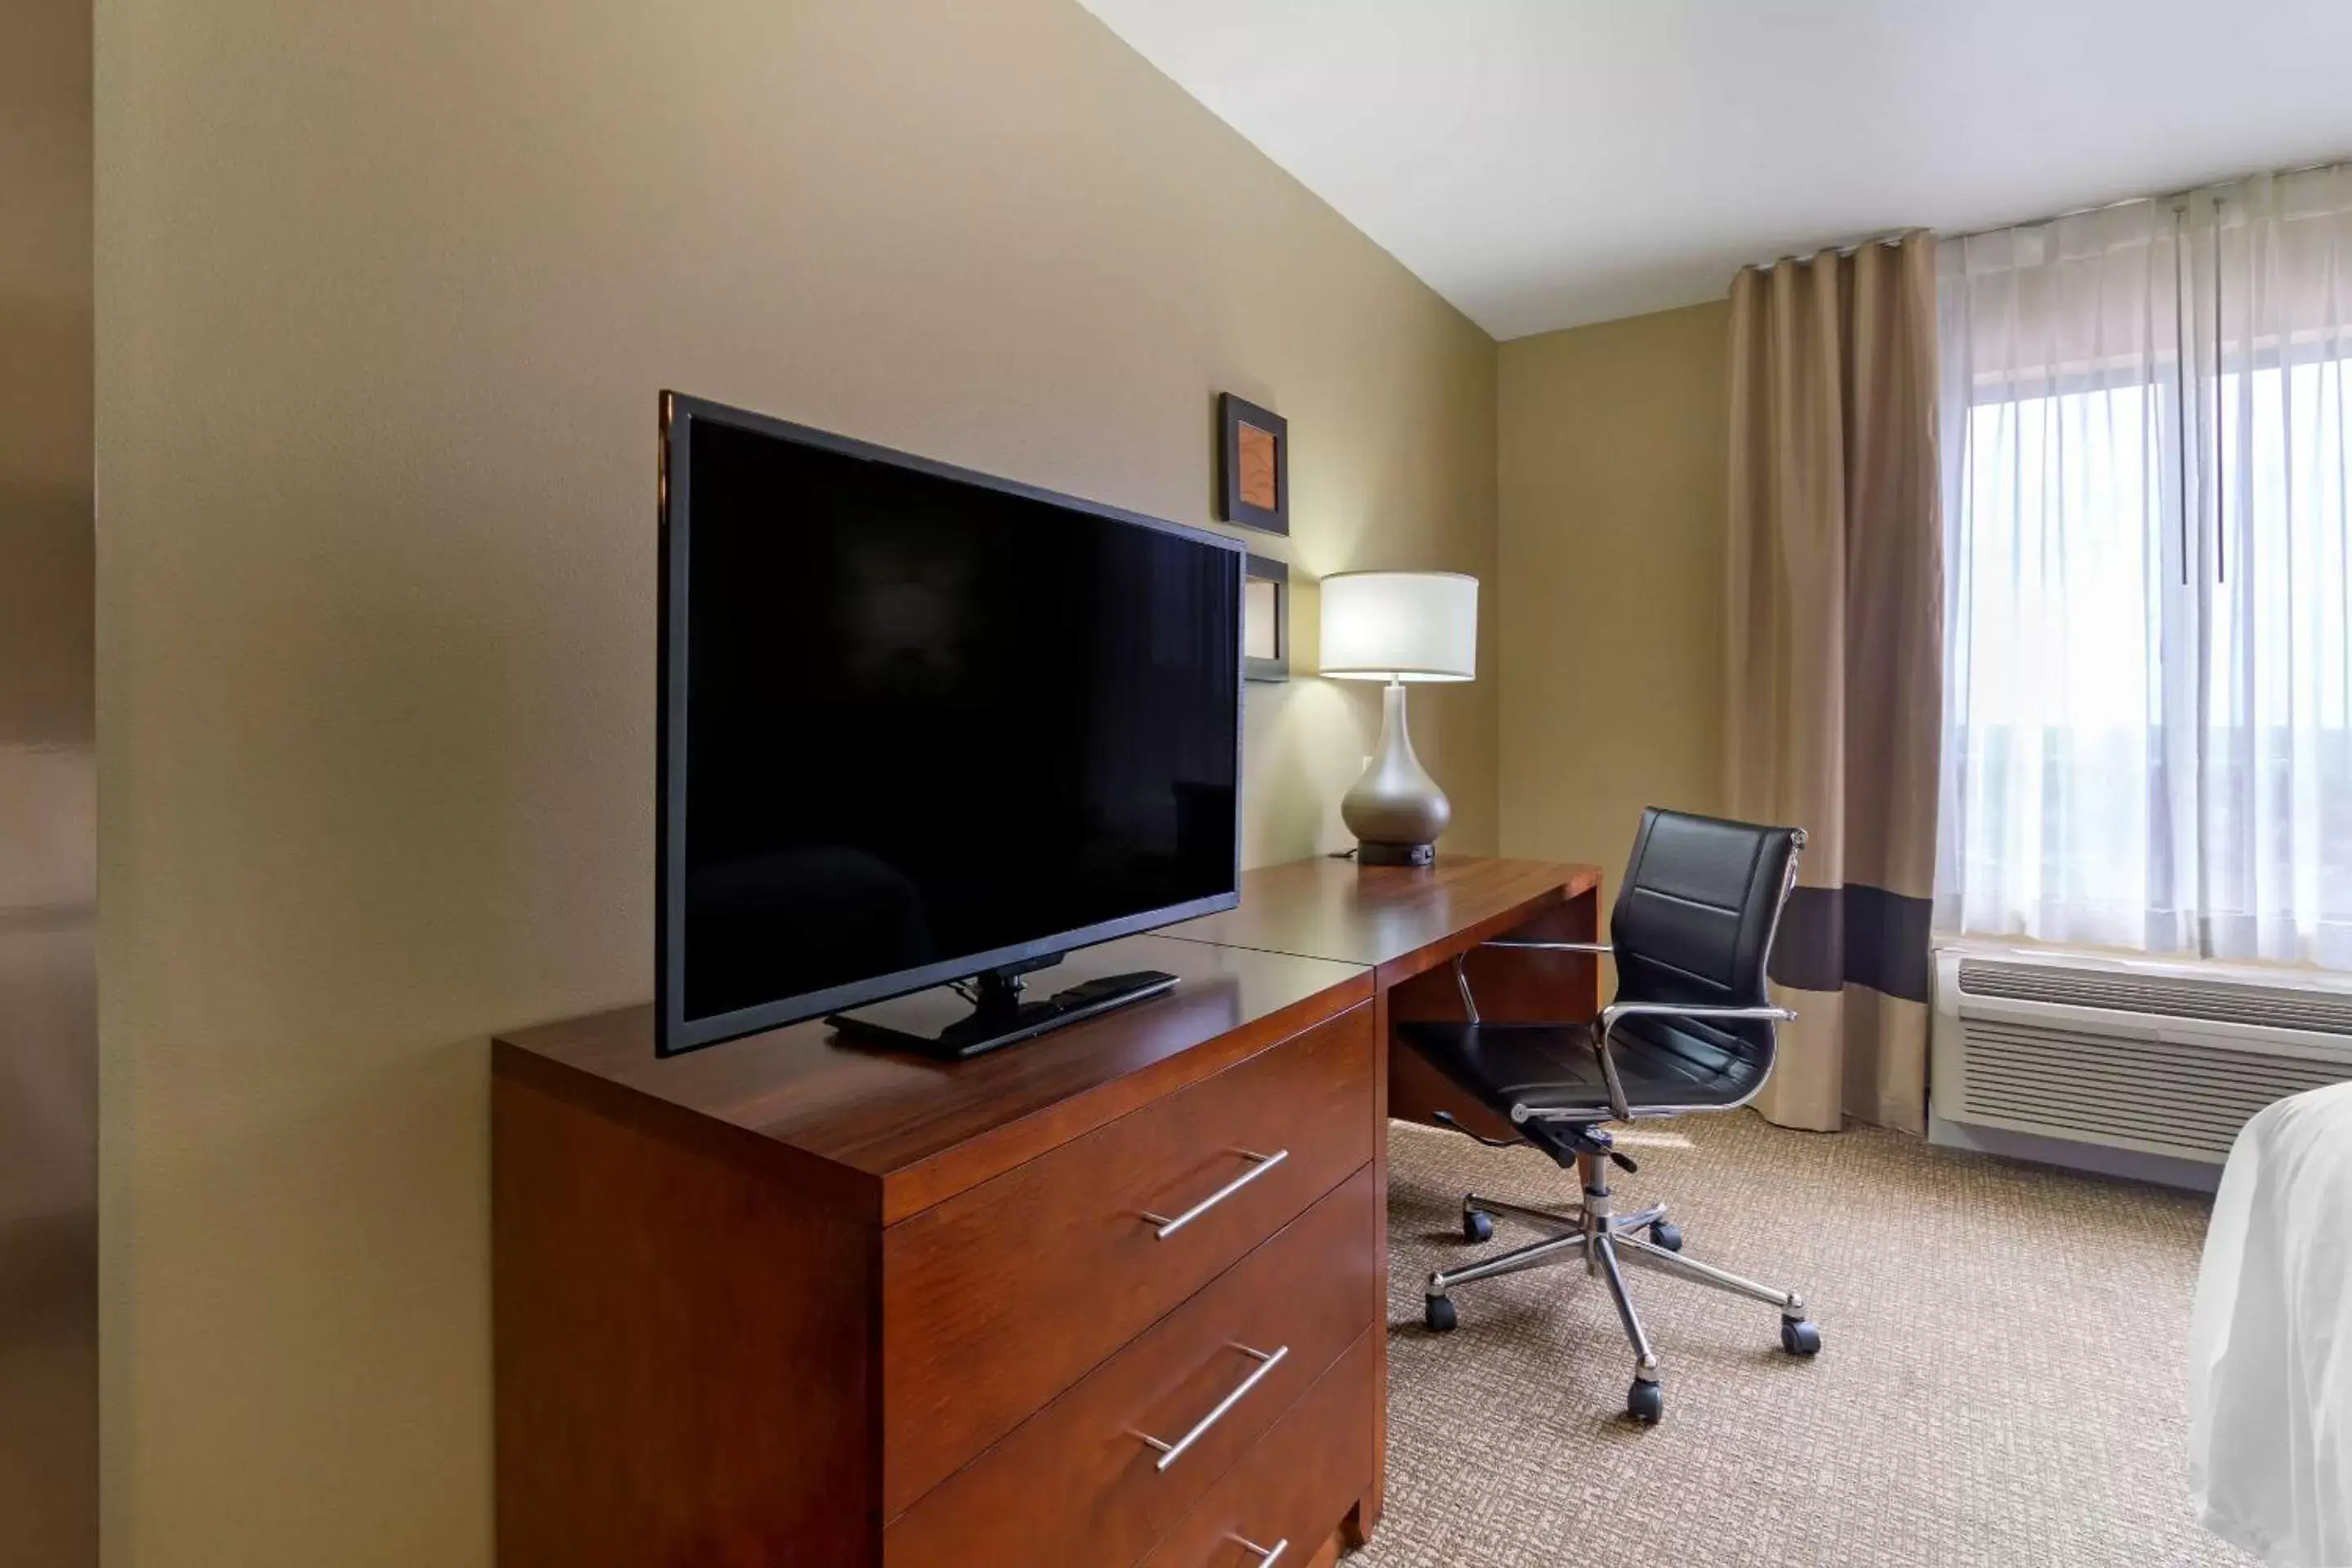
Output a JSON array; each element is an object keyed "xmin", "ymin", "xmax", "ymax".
[
  {"xmin": 886, "ymin": 1165, "xmax": 1374, "ymax": 1568},
  {"xmin": 1140, "ymin": 1329, "xmax": 1376, "ymax": 1568},
  {"xmin": 882, "ymin": 1001, "xmax": 1374, "ymax": 1515}
]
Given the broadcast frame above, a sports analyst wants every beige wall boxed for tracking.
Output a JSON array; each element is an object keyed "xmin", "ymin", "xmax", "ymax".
[
  {"xmin": 93, "ymin": 1, "xmax": 1496, "ymax": 1561},
  {"xmin": 1497, "ymin": 301, "xmax": 1730, "ymax": 885}
]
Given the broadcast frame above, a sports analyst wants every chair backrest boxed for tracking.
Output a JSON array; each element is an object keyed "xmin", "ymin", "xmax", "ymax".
[{"xmin": 1610, "ymin": 808, "xmax": 1805, "ymax": 1059}]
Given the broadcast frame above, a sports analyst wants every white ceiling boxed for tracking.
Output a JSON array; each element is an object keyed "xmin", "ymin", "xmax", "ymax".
[{"xmin": 1079, "ymin": 0, "xmax": 2352, "ymax": 340}]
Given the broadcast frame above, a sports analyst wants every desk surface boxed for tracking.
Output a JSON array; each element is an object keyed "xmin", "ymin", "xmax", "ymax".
[
  {"xmin": 493, "ymin": 855, "xmax": 1599, "ymax": 1220},
  {"xmin": 1166, "ymin": 855, "xmax": 1603, "ymax": 980}
]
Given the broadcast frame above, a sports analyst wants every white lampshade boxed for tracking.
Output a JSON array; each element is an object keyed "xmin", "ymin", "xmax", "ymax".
[{"xmin": 1318, "ymin": 570, "xmax": 1477, "ymax": 682}]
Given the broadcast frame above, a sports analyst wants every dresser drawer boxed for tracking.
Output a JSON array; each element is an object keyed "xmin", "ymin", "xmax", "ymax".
[
  {"xmin": 1139, "ymin": 1329, "xmax": 1376, "ymax": 1568},
  {"xmin": 886, "ymin": 1165, "xmax": 1375, "ymax": 1568},
  {"xmin": 881, "ymin": 1001, "xmax": 1375, "ymax": 1515}
]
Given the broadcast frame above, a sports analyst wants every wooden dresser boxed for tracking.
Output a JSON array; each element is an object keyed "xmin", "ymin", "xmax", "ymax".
[{"xmin": 493, "ymin": 857, "xmax": 1599, "ymax": 1567}]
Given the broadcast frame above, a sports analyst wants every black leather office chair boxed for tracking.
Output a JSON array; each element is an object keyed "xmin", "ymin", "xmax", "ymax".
[{"xmin": 1401, "ymin": 808, "xmax": 1818, "ymax": 1423}]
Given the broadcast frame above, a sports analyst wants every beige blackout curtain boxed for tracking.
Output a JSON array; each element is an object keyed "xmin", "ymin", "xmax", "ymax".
[{"xmin": 1726, "ymin": 232, "xmax": 1943, "ymax": 1134}]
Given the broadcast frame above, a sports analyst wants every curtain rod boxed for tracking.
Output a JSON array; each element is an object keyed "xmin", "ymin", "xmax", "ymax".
[
  {"xmin": 1938, "ymin": 154, "xmax": 2352, "ymax": 247},
  {"xmin": 1743, "ymin": 229, "xmax": 1913, "ymax": 274},
  {"xmin": 1740, "ymin": 154, "xmax": 2352, "ymax": 275}
]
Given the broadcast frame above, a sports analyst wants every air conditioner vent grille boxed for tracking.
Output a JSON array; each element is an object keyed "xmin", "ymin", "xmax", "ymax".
[
  {"xmin": 1957, "ymin": 1019, "xmax": 2351, "ymax": 1159},
  {"xmin": 1956, "ymin": 958, "xmax": 2352, "ymax": 1036}
]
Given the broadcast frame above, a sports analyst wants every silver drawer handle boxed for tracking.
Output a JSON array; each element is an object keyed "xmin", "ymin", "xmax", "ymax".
[
  {"xmin": 1235, "ymin": 1536, "xmax": 1289, "ymax": 1566},
  {"xmin": 1141, "ymin": 1149, "xmax": 1289, "ymax": 1240},
  {"xmin": 1137, "ymin": 1343, "xmax": 1289, "ymax": 1472}
]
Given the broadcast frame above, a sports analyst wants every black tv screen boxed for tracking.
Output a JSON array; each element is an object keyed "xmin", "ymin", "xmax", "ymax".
[{"xmin": 657, "ymin": 394, "xmax": 1244, "ymax": 1054}]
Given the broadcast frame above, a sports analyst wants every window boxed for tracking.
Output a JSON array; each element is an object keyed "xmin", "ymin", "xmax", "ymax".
[{"xmin": 1936, "ymin": 169, "xmax": 2352, "ymax": 969}]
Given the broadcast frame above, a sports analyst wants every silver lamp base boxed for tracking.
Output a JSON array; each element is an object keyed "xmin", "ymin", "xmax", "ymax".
[{"xmin": 1341, "ymin": 679, "xmax": 1450, "ymax": 863}]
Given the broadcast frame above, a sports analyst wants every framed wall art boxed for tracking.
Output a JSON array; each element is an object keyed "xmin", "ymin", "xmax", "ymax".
[
  {"xmin": 1217, "ymin": 393, "xmax": 1287, "ymax": 536},
  {"xmin": 1242, "ymin": 554, "xmax": 1289, "ymax": 683}
]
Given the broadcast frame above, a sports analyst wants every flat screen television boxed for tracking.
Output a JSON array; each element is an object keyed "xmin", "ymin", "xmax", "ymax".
[{"xmin": 657, "ymin": 393, "xmax": 1245, "ymax": 1057}]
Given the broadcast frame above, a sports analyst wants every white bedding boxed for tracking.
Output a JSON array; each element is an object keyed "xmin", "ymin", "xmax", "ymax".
[{"xmin": 2189, "ymin": 1080, "xmax": 2352, "ymax": 1566}]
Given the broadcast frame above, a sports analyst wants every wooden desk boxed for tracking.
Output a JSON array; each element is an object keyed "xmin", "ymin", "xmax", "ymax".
[
  {"xmin": 1166, "ymin": 856, "xmax": 1603, "ymax": 1525},
  {"xmin": 493, "ymin": 856, "xmax": 1597, "ymax": 1566},
  {"xmin": 1168, "ymin": 856, "xmax": 1604, "ymax": 1134},
  {"xmin": 1168, "ymin": 857, "xmax": 1601, "ymax": 981}
]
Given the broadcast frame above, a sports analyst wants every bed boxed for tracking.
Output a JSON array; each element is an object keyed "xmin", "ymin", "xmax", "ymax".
[{"xmin": 2189, "ymin": 1080, "xmax": 2352, "ymax": 1566}]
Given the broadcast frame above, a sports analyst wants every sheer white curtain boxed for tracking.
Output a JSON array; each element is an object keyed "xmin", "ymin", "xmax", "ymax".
[{"xmin": 1937, "ymin": 166, "xmax": 2352, "ymax": 969}]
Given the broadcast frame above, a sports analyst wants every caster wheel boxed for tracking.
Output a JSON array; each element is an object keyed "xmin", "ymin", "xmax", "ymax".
[
  {"xmin": 1648, "ymin": 1219, "xmax": 1683, "ymax": 1252},
  {"xmin": 1780, "ymin": 1318, "xmax": 1822, "ymax": 1356},
  {"xmin": 1425, "ymin": 1295, "xmax": 1458, "ymax": 1333},
  {"xmin": 1626, "ymin": 1379, "xmax": 1664, "ymax": 1423},
  {"xmin": 1462, "ymin": 1209, "xmax": 1494, "ymax": 1243}
]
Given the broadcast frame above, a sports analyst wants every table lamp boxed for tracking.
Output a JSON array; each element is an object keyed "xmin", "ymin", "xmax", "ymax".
[{"xmin": 1318, "ymin": 570, "xmax": 1478, "ymax": 865}]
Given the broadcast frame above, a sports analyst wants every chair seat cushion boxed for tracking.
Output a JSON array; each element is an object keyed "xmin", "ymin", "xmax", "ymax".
[{"xmin": 1396, "ymin": 1015, "xmax": 1769, "ymax": 1121}]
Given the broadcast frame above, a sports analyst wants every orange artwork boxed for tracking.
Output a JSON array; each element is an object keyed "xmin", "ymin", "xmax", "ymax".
[{"xmin": 1237, "ymin": 422, "xmax": 1278, "ymax": 511}]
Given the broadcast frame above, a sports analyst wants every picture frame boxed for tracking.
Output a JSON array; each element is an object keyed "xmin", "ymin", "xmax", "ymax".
[
  {"xmin": 1243, "ymin": 554, "xmax": 1289, "ymax": 683},
  {"xmin": 1218, "ymin": 393, "xmax": 1288, "ymax": 536}
]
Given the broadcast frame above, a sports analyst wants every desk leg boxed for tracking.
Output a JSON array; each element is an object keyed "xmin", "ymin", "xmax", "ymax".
[{"xmin": 1352, "ymin": 980, "xmax": 1391, "ymax": 1542}]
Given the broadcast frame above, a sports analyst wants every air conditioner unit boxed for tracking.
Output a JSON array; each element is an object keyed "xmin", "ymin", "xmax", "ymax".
[{"xmin": 1931, "ymin": 942, "xmax": 2352, "ymax": 1182}]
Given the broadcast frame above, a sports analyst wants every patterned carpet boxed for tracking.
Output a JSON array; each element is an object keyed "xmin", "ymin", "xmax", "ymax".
[{"xmin": 1358, "ymin": 1113, "xmax": 2251, "ymax": 1568}]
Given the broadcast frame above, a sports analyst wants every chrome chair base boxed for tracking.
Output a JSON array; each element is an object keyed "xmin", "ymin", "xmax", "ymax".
[{"xmin": 1424, "ymin": 1173, "xmax": 1820, "ymax": 1423}]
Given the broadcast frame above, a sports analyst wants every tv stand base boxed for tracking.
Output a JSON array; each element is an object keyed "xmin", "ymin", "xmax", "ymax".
[{"xmin": 829, "ymin": 967, "xmax": 1178, "ymax": 1059}]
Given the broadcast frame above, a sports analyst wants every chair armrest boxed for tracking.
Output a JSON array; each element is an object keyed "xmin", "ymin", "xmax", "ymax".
[
  {"xmin": 1585, "ymin": 1001, "xmax": 1798, "ymax": 1122},
  {"xmin": 1449, "ymin": 940, "xmax": 1612, "ymax": 1023},
  {"xmin": 1599, "ymin": 1001, "xmax": 1798, "ymax": 1027},
  {"xmin": 1479, "ymin": 940, "xmax": 1612, "ymax": 953}
]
